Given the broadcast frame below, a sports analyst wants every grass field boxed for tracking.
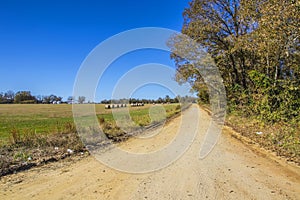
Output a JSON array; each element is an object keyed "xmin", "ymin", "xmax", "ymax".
[
  {"xmin": 0, "ymin": 103, "xmax": 181, "ymax": 145},
  {"xmin": 0, "ymin": 103, "xmax": 183, "ymax": 176}
]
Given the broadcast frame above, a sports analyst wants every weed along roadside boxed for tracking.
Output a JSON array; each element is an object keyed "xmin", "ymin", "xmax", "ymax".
[
  {"xmin": 0, "ymin": 103, "xmax": 186, "ymax": 177},
  {"xmin": 200, "ymin": 104, "xmax": 300, "ymax": 166}
]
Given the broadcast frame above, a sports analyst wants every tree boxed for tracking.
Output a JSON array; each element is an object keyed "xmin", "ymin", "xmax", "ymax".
[
  {"xmin": 100, "ymin": 99, "xmax": 110, "ymax": 104},
  {"xmin": 0, "ymin": 90, "xmax": 15, "ymax": 103},
  {"xmin": 240, "ymin": 0, "xmax": 300, "ymax": 121},
  {"xmin": 157, "ymin": 97, "xmax": 163, "ymax": 103},
  {"xmin": 4, "ymin": 90, "xmax": 15, "ymax": 103},
  {"xmin": 49, "ymin": 94, "xmax": 57, "ymax": 103},
  {"xmin": 169, "ymin": 0, "xmax": 300, "ymax": 122},
  {"xmin": 129, "ymin": 98, "xmax": 137, "ymax": 104},
  {"xmin": 177, "ymin": 0, "xmax": 254, "ymax": 89},
  {"xmin": 173, "ymin": 96, "xmax": 180, "ymax": 103},
  {"xmin": 42, "ymin": 95, "xmax": 51, "ymax": 104},
  {"xmin": 240, "ymin": 0, "xmax": 300, "ymax": 83},
  {"xmin": 168, "ymin": 0, "xmax": 256, "ymax": 111},
  {"xmin": 164, "ymin": 95, "xmax": 171, "ymax": 103},
  {"xmin": 68, "ymin": 96, "xmax": 75, "ymax": 102},
  {"xmin": 14, "ymin": 91, "xmax": 36, "ymax": 104},
  {"xmin": 0, "ymin": 92, "xmax": 3, "ymax": 103},
  {"xmin": 78, "ymin": 96, "xmax": 86, "ymax": 104},
  {"xmin": 35, "ymin": 95, "xmax": 42, "ymax": 103},
  {"xmin": 54, "ymin": 96, "xmax": 62, "ymax": 102}
]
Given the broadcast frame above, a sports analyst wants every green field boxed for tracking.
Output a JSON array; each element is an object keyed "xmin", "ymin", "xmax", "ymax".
[{"xmin": 0, "ymin": 103, "xmax": 181, "ymax": 144}]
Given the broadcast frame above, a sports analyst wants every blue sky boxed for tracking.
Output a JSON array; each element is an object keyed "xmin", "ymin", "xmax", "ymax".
[{"xmin": 0, "ymin": 0, "xmax": 192, "ymax": 101}]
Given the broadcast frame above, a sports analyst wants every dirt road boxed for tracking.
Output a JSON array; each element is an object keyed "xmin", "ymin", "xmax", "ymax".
[{"xmin": 1, "ymin": 105, "xmax": 299, "ymax": 199}]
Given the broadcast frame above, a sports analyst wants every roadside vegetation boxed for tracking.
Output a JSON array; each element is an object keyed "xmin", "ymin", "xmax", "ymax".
[{"xmin": 169, "ymin": 0, "xmax": 299, "ymax": 164}]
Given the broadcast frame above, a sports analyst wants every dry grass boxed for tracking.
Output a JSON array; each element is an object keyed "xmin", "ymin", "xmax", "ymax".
[{"xmin": 226, "ymin": 114, "xmax": 300, "ymax": 165}]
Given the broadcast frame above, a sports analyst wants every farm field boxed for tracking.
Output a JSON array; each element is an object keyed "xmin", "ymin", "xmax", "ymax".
[
  {"xmin": 0, "ymin": 103, "xmax": 184, "ymax": 176},
  {"xmin": 0, "ymin": 103, "xmax": 181, "ymax": 145}
]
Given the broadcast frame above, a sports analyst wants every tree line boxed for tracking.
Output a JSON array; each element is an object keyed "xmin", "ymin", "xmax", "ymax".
[
  {"xmin": 0, "ymin": 90, "xmax": 87, "ymax": 104},
  {"xmin": 100, "ymin": 95, "xmax": 196, "ymax": 104},
  {"xmin": 0, "ymin": 90, "xmax": 196, "ymax": 105},
  {"xmin": 170, "ymin": 0, "xmax": 299, "ymax": 123}
]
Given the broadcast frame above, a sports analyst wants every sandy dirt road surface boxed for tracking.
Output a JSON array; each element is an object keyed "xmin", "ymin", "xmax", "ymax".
[{"xmin": 1, "ymin": 105, "xmax": 299, "ymax": 199}]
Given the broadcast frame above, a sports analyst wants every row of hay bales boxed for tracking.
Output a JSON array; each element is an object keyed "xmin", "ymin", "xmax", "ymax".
[
  {"xmin": 105, "ymin": 103, "xmax": 145, "ymax": 109},
  {"xmin": 105, "ymin": 104, "xmax": 127, "ymax": 109},
  {"xmin": 130, "ymin": 103, "xmax": 144, "ymax": 107}
]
